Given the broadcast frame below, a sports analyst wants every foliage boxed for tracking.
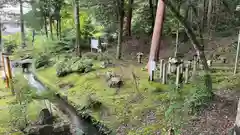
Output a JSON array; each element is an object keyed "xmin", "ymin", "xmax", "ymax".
[
  {"xmin": 34, "ymin": 52, "xmax": 52, "ymax": 69},
  {"xmin": 2, "ymin": 34, "xmax": 21, "ymax": 54},
  {"xmin": 9, "ymin": 76, "xmax": 37, "ymax": 129},
  {"xmin": 164, "ymin": 76, "xmax": 213, "ymax": 134},
  {"xmin": 56, "ymin": 57, "xmax": 93, "ymax": 77}
]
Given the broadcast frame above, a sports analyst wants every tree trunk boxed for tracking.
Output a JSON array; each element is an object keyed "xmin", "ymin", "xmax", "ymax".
[
  {"xmin": 201, "ymin": 0, "xmax": 207, "ymax": 32},
  {"xmin": 44, "ymin": 15, "xmax": 48, "ymax": 38},
  {"xmin": 56, "ymin": 19, "xmax": 59, "ymax": 39},
  {"xmin": 59, "ymin": 17, "xmax": 62, "ymax": 40},
  {"xmin": 126, "ymin": 0, "xmax": 133, "ymax": 36},
  {"xmin": 49, "ymin": 16, "xmax": 53, "ymax": 40},
  {"xmin": 20, "ymin": 0, "xmax": 26, "ymax": 48},
  {"xmin": 174, "ymin": 3, "xmax": 180, "ymax": 57},
  {"xmin": 207, "ymin": 0, "xmax": 213, "ymax": 37},
  {"xmin": 116, "ymin": 0, "xmax": 124, "ymax": 59},
  {"xmin": 148, "ymin": 0, "xmax": 165, "ymax": 63},
  {"xmin": 166, "ymin": 0, "xmax": 213, "ymax": 92},
  {"xmin": 0, "ymin": 22, "xmax": 2, "ymax": 52},
  {"xmin": 74, "ymin": 0, "xmax": 81, "ymax": 56},
  {"xmin": 149, "ymin": 0, "xmax": 154, "ymax": 33}
]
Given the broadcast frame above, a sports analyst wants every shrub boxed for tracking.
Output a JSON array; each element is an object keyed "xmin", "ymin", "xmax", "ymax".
[
  {"xmin": 34, "ymin": 53, "xmax": 51, "ymax": 69},
  {"xmin": 82, "ymin": 52, "xmax": 98, "ymax": 60},
  {"xmin": 56, "ymin": 57, "xmax": 93, "ymax": 77},
  {"xmin": 56, "ymin": 60, "xmax": 72, "ymax": 77}
]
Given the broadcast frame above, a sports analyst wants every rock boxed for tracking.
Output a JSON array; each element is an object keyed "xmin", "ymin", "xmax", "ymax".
[
  {"xmin": 220, "ymin": 57, "xmax": 227, "ymax": 63},
  {"xmin": 207, "ymin": 60, "xmax": 212, "ymax": 67},
  {"xmin": 107, "ymin": 76, "xmax": 123, "ymax": 88},
  {"xmin": 100, "ymin": 61, "xmax": 107, "ymax": 68},
  {"xmin": 38, "ymin": 109, "xmax": 53, "ymax": 125},
  {"xmin": 53, "ymin": 123, "xmax": 70, "ymax": 134},
  {"xmin": 58, "ymin": 82, "xmax": 74, "ymax": 89},
  {"xmin": 105, "ymin": 71, "xmax": 116, "ymax": 81},
  {"xmin": 24, "ymin": 125, "xmax": 53, "ymax": 135}
]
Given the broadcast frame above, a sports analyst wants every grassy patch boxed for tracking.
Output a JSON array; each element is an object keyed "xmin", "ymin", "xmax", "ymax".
[{"xmin": 37, "ymin": 64, "xmax": 170, "ymax": 134}]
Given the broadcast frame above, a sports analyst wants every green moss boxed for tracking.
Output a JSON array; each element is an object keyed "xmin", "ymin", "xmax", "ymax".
[{"xmin": 36, "ymin": 65, "xmax": 170, "ymax": 133}]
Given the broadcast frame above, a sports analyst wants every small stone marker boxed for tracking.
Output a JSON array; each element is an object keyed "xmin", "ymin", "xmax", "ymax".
[
  {"xmin": 159, "ymin": 59, "xmax": 164, "ymax": 79},
  {"xmin": 167, "ymin": 58, "xmax": 171, "ymax": 75},
  {"xmin": 149, "ymin": 60, "xmax": 156, "ymax": 81},
  {"xmin": 184, "ymin": 63, "xmax": 189, "ymax": 83},
  {"xmin": 207, "ymin": 60, "xmax": 212, "ymax": 67},
  {"xmin": 137, "ymin": 52, "xmax": 143, "ymax": 63},
  {"xmin": 175, "ymin": 66, "xmax": 180, "ymax": 88},
  {"xmin": 162, "ymin": 62, "xmax": 167, "ymax": 84}
]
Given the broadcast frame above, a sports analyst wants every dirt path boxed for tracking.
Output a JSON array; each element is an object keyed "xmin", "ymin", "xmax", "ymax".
[{"xmin": 181, "ymin": 89, "xmax": 239, "ymax": 135}]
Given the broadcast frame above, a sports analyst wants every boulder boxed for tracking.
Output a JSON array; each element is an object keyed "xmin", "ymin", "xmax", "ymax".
[
  {"xmin": 107, "ymin": 76, "xmax": 123, "ymax": 88},
  {"xmin": 38, "ymin": 109, "xmax": 53, "ymax": 125},
  {"xmin": 24, "ymin": 125, "xmax": 53, "ymax": 135}
]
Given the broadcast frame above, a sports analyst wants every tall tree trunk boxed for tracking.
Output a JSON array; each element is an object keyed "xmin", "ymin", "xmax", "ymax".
[
  {"xmin": 167, "ymin": 0, "xmax": 212, "ymax": 92},
  {"xmin": 116, "ymin": 0, "xmax": 124, "ymax": 59},
  {"xmin": 44, "ymin": 15, "xmax": 48, "ymax": 38},
  {"xmin": 174, "ymin": 3, "xmax": 180, "ymax": 57},
  {"xmin": 59, "ymin": 17, "xmax": 62, "ymax": 40},
  {"xmin": 49, "ymin": 16, "xmax": 53, "ymax": 40},
  {"xmin": 126, "ymin": 0, "xmax": 133, "ymax": 36},
  {"xmin": 74, "ymin": 0, "xmax": 81, "ymax": 56},
  {"xmin": 0, "ymin": 22, "xmax": 2, "ymax": 52},
  {"xmin": 20, "ymin": 0, "xmax": 26, "ymax": 48},
  {"xmin": 149, "ymin": 0, "xmax": 154, "ymax": 33},
  {"xmin": 201, "ymin": 0, "xmax": 207, "ymax": 32},
  {"xmin": 56, "ymin": 19, "xmax": 59, "ymax": 39},
  {"xmin": 207, "ymin": 0, "xmax": 213, "ymax": 37},
  {"xmin": 147, "ymin": 0, "xmax": 165, "ymax": 73}
]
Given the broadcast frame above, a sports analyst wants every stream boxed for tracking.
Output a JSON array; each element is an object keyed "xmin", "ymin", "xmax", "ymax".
[{"xmin": 23, "ymin": 72, "xmax": 101, "ymax": 135}]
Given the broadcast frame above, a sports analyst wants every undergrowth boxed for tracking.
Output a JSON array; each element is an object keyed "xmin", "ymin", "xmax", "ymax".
[{"xmin": 164, "ymin": 75, "xmax": 213, "ymax": 134}]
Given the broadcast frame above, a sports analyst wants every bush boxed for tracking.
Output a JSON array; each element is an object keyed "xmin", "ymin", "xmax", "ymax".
[
  {"xmin": 82, "ymin": 52, "xmax": 98, "ymax": 60},
  {"xmin": 56, "ymin": 57, "xmax": 93, "ymax": 77},
  {"xmin": 34, "ymin": 53, "xmax": 51, "ymax": 69}
]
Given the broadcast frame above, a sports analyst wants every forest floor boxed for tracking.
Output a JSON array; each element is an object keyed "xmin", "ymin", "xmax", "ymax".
[
  {"xmin": 35, "ymin": 58, "xmax": 240, "ymax": 135},
  {"xmin": 0, "ymin": 34, "xmax": 237, "ymax": 134}
]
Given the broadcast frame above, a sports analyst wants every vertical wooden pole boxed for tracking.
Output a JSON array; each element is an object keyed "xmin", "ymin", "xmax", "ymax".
[
  {"xmin": 162, "ymin": 62, "xmax": 167, "ymax": 84},
  {"xmin": 184, "ymin": 63, "xmax": 189, "ymax": 83},
  {"xmin": 167, "ymin": 57, "xmax": 171, "ymax": 75},
  {"xmin": 180, "ymin": 62, "xmax": 183, "ymax": 74},
  {"xmin": 1, "ymin": 55, "xmax": 8, "ymax": 88},
  {"xmin": 175, "ymin": 66, "xmax": 180, "ymax": 88},
  {"xmin": 159, "ymin": 59, "xmax": 164, "ymax": 79},
  {"xmin": 6, "ymin": 56, "xmax": 14, "ymax": 95},
  {"xmin": 234, "ymin": 30, "xmax": 240, "ymax": 75}
]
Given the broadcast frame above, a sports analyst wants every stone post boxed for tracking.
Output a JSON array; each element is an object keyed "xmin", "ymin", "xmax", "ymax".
[
  {"xmin": 159, "ymin": 59, "xmax": 164, "ymax": 79},
  {"xmin": 162, "ymin": 62, "xmax": 167, "ymax": 84},
  {"xmin": 184, "ymin": 63, "xmax": 189, "ymax": 83},
  {"xmin": 175, "ymin": 65, "xmax": 180, "ymax": 88}
]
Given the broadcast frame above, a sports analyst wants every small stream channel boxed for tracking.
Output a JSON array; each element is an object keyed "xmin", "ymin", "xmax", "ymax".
[{"xmin": 23, "ymin": 72, "xmax": 104, "ymax": 135}]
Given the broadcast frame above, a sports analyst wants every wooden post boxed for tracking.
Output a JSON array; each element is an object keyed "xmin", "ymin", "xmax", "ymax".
[
  {"xmin": 184, "ymin": 63, "xmax": 189, "ymax": 83},
  {"xmin": 234, "ymin": 30, "xmax": 240, "ymax": 75},
  {"xmin": 167, "ymin": 57, "xmax": 171, "ymax": 75},
  {"xmin": 193, "ymin": 55, "xmax": 197, "ymax": 77},
  {"xmin": 1, "ymin": 55, "xmax": 8, "ymax": 88},
  {"xmin": 162, "ymin": 62, "xmax": 167, "ymax": 84},
  {"xmin": 175, "ymin": 66, "xmax": 180, "ymax": 88},
  {"xmin": 159, "ymin": 59, "xmax": 164, "ymax": 79},
  {"xmin": 180, "ymin": 62, "xmax": 183, "ymax": 74},
  {"xmin": 6, "ymin": 56, "xmax": 14, "ymax": 95}
]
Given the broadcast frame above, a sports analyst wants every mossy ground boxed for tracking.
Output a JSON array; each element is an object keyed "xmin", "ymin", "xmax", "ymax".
[
  {"xmin": 37, "ymin": 63, "xmax": 171, "ymax": 134},
  {"xmin": 35, "ymin": 61, "xmax": 236, "ymax": 134}
]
